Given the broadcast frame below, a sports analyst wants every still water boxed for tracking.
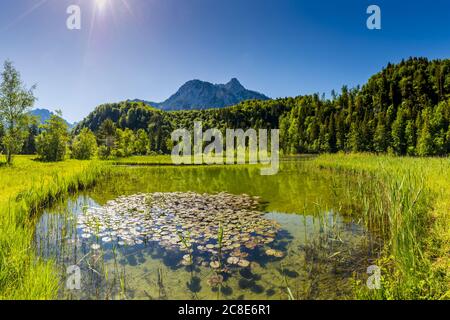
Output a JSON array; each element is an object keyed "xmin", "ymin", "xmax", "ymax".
[{"xmin": 34, "ymin": 161, "xmax": 380, "ymax": 300}]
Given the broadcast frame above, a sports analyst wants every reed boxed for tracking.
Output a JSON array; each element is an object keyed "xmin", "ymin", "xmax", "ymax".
[
  {"xmin": 1, "ymin": 154, "xmax": 449, "ymax": 300},
  {"xmin": 0, "ymin": 156, "xmax": 109, "ymax": 299},
  {"xmin": 310, "ymin": 153, "xmax": 449, "ymax": 299}
]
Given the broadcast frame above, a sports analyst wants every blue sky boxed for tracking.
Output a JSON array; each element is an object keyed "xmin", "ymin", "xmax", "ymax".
[{"xmin": 0, "ymin": 0, "xmax": 449, "ymax": 123}]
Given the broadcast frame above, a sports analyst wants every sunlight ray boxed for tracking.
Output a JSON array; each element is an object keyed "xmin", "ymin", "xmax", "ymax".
[
  {"xmin": 120, "ymin": 0, "xmax": 134, "ymax": 16},
  {"xmin": 1, "ymin": 0, "xmax": 49, "ymax": 32}
]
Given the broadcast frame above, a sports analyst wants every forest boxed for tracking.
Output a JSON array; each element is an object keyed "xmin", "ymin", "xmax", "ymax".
[
  {"xmin": 1, "ymin": 57, "xmax": 450, "ymax": 161},
  {"xmin": 70, "ymin": 57, "xmax": 450, "ymax": 158}
]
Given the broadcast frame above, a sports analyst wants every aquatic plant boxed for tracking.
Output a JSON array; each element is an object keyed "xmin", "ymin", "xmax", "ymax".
[
  {"xmin": 0, "ymin": 156, "xmax": 109, "ymax": 299},
  {"xmin": 77, "ymin": 192, "xmax": 280, "ymax": 270},
  {"xmin": 3, "ymin": 153, "xmax": 449, "ymax": 300},
  {"xmin": 312, "ymin": 154, "xmax": 449, "ymax": 300}
]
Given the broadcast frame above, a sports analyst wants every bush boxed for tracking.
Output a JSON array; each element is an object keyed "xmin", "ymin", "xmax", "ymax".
[
  {"xmin": 98, "ymin": 145, "xmax": 111, "ymax": 160},
  {"xmin": 35, "ymin": 113, "xmax": 69, "ymax": 162},
  {"xmin": 111, "ymin": 148, "xmax": 125, "ymax": 158},
  {"xmin": 71, "ymin": 128, "xmax": 98, "ymax": 160}
]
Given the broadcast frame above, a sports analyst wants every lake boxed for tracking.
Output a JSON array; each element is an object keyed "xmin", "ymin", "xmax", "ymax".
[{"xmin": 34, "ymin": 159, "xmax": 380, "ymax": 300}]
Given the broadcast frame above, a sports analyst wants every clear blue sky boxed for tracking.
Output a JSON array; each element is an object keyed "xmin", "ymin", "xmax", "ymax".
[{"xmin": 0, "ymin": 0, "xmax": 449, "ymax": 123}]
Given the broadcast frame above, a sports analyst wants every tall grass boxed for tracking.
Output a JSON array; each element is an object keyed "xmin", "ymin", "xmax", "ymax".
[
  {"xmin": 1, "ymin": 154, "xmax": 448, "ymax": 300},
  {"xmin": 0, "ymin": 156, "xmax": 108, "ymax": 299},
  {"xmin": 311, "ymin": 154, "xmax": 449, "ymax": 299}
]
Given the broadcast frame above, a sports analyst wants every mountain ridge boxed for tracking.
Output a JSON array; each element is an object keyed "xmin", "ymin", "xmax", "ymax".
[
  {"xmin": 132, "ymin": 78, "xmax": 270, "ymax": 111},
  {"xmin": 74, "ymin": 57, "xmax": 450, "ymax": 158},
  {"xmin": 29, "ymin": 108, "xmax": 75, "ymax": 129}
]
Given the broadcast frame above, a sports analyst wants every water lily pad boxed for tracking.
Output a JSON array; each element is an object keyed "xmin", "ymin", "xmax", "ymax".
[
  {"xmin": 227, "ymin": 257, "xmax": 240, "ymax": 265},
  {"xmin": 207, "ymin": 275, "xmax": 224, "ymax": 287}
]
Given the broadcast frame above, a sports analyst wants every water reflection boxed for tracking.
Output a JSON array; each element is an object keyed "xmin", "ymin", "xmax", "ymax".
[{"xmin": 34, "ymin": 162, "xmax": 379, "ymax": 300}]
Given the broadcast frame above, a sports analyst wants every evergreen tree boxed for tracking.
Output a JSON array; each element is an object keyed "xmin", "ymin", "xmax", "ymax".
[
  {"xmin": 348, "ymin": 122, "xmax": 363, "ymax": 152},
  {"xmin": 405, "ymin": 120, "xmax": 416, "ymax": 155},
  {"xmin": 391, "ymin": 107, "xmax": 407, "ymax": 155},
  {"xmin": 374, "ymin": 121, "xmax": 388, "ymax": 153},
  {"xmin": 417, "ymin": 120, "xmax": 434, "ymax": 156},
  {"xmin": 71, "ymin": 58, "xmax": 450, "ymax": 158}
]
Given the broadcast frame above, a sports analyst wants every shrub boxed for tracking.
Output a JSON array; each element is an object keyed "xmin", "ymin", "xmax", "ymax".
[
  {"xmin": 35, "ymin": 113, "xmax": 69, "ymax": 162},
  {"xmin": 71, "ymin": 128, "xmax": 98, "ymax": 160}
]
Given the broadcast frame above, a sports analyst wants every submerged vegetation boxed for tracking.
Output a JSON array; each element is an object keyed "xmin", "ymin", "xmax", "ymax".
[
  {"xmin": 1, "ymin": 154, "xmax": 448, "ymax": 300},
  {"xmin": 312, "ymin": 154, "xmax": 449, "ymax": 299},
  {"xmin": 0, "ymin": 156, "xmax": 107, "ymax": 299}
]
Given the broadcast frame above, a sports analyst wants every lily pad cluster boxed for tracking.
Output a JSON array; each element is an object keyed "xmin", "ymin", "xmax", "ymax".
[{"xmin": 77, "ymin": 192, "xmax": 283, "ymax": 269}]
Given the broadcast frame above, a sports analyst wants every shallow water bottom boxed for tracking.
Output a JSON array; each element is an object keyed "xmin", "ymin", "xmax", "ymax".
[
  {"xmin": 34, "ymin": 163, "xmax": 379, "ymax": 300},
  {"xmin": 36, "ymin": 196, "xmax": 374, "ymax": 300}
]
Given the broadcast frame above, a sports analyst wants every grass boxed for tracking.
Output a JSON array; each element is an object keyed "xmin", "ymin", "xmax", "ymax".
[
  {"xmin": 0, "ymin": 155, "xmax": 108, "ymax": 299},
  {"xmin": 109, "ymin": 155, "xmax": 174, "ymax": 166},
  {"xmin": 310, "ymin": 153, "xmax": 450, "ymax": 299},
  {"xmin": 0, "ymin": 153, "xmax": 449, "ymax": 300}
]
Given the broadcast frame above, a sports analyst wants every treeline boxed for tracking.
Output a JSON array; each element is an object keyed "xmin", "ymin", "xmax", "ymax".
[
  {"xmin": 3, "ymin": 57, "xmax": 450, "ymax": 162},
  {"xmin": 74, "ymin": 57, "xmax": 450, "ymax": 157},
  {"xmin": 73, "ymin": 98, "xmax": 291, "ymax": 157},
  {"xmin": 0, "ymin": 60, "xmax": 98, "ymax": 164},
  {"xmin": 281, "ymin": 57, "xmax": 450, "ymax": 156}
]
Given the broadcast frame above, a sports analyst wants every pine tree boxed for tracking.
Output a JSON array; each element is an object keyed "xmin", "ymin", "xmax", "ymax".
[
  {"xmin": 417, "ymin": 120, "xmax": 434, "ymax": 156},
  {"xmin": 348, "ymin": 122, "xmax": 363, "ymax": 152},
  {"xmin": 374, "ymin": 121, "xmax": 388, "ymax": 153},
  {"xmin": 391, "ymin": 107, "xmax": 407, "ymax": 155},
  {"xmin": 405, "ymin": 120, "xmax": 416, "ymax": 155}
]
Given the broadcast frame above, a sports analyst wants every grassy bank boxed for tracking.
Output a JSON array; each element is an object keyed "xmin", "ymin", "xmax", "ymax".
[
  {"xmin": 310, "ymin": 154, "xmax": 450, "ymax": 299},
  {"xmin": 83, "ymin": 154, "xmax": 450, "ymax": 299},
  {"xmin": 109, "ymin": 155, "xmax": 174, "ymax": 166},
  {"xmin": 0, "ymin": 156, "xmax": 107, "ymax": 299},
  {"xmin": 1, "ymin": 154, "xmax": 449, "ymax": 300}
]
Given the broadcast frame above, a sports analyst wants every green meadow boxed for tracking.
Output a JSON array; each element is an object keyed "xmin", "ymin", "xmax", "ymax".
[
  {"xmin": 0, "ymin": 156, "xmax": 107, "ymax": 299},
  {"xmin": 0, "ymin": 154, "xmax": 448, "ymax": 300}
]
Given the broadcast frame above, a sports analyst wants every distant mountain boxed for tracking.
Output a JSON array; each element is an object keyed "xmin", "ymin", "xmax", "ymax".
[
  {"xmin": 29, "ymin": 109, "xmax": 75, "ymax": 129},
  {"xmin": 133, "ymin": 78, "xmax": 270, "ymax": 111}
]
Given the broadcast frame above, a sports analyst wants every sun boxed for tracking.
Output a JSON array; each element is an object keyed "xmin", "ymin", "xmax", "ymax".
[{"xmin": 95, "ymin": 0, "xmax": 108, "ymax": 11}]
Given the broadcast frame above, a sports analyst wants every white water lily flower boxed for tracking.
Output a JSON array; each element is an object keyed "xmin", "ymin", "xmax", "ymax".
[{"xmin": 102, "ymin": 237, "xmax": 112, "ymax": 243}]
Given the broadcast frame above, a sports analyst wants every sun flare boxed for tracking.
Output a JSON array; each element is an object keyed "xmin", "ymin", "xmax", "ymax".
[{"xmin": 95, "ymin": 0, "xmax": 108, "ymax": 11}]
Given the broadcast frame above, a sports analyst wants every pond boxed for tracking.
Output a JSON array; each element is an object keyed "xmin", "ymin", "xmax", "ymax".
[{"xmin": 34, "ymin": 160, "xmax": 380, "ymax": 300}]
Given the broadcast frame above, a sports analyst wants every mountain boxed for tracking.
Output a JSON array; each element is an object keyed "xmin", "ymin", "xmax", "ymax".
[
  {"xmin": 133, "ymin": 78, "xmax": 270, "ymax": 111},
  {"xmin": 76, "ymin": 57, "xmax": 450, "ymax": 156},
  {"xmin": 29, "ymin": 109, "xmax": 75, "ymax": 129}
]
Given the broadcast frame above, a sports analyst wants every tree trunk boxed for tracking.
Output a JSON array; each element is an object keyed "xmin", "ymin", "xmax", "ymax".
[{"xmin": 6, "ymin": 149, "xmax": 12, "ymax": 165}]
